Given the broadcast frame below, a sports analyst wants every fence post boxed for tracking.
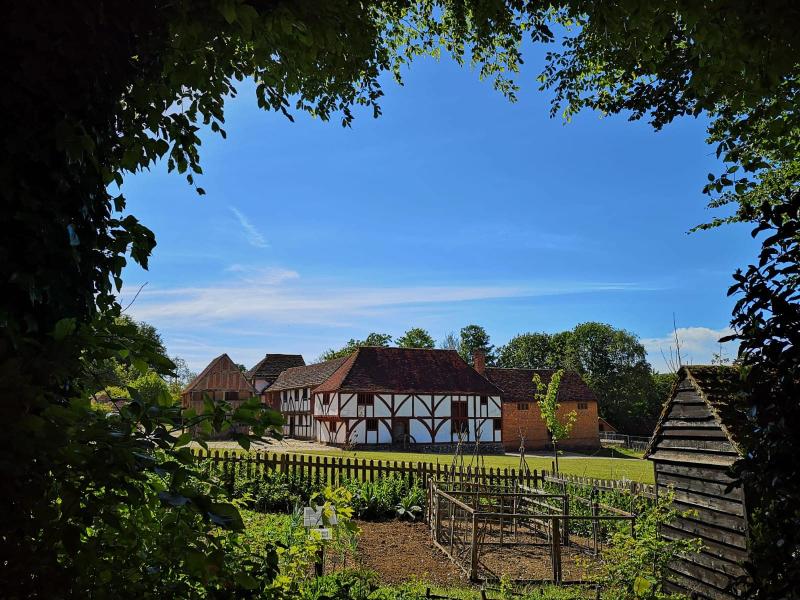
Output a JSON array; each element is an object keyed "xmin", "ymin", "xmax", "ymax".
[
  {"xmin": 591, "ymin": 487, "xmax": 599, "ymax": 556},
  {"xmin": 551, "ymin": 516, "xmax": 562, "ymax": 584},
  {"xmin": 470, "ymin": 512, "xmax": 479, "ymax": 581},
  {"xmin": 562, "ymin": 493, "xmax": 570, "ymax": 546}
]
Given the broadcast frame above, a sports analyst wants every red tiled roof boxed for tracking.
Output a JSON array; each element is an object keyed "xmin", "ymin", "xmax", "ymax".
[
  {"xmin": 484, "ymin": 368, "xmax": 597, "ymax": 403},
  {"xmin": 247, "ymin": 354, "xmax": 305, "ymax": 380},
  {"xmin": 265, "ymin": 356, "xmax": 350, "ymax": 392},
  {"xmin": 314, "ymin": 347, "xmax": 503, "ymax": 395}
]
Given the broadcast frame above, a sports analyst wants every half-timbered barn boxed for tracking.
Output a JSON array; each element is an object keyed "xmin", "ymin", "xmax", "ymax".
[
  {"xmin": 247, "ymin": 353, "xmax": 305, "ymax": 394},
  {"xmin": 180, "ymin": 353, "xmax": 255, "ymax": 414},
  {"xmin": 645, "ymin": 365, "xmax": 749, "ymax": 599},
  {"xmin": 483, "ymin": 367, "xmax": 600, "ymax": 451},
  {"xmin": 311, "ymin": 347, "xmax": 503, "ymax": 447},
  {"xmin": 264, "ymin": 356, "xmax": 350, "ymax": 439}
]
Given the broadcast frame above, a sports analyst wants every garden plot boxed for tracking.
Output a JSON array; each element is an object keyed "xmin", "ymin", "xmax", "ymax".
[{"xmin": 430, "ymin": 479, "xmax": 637, "ymax": 584}]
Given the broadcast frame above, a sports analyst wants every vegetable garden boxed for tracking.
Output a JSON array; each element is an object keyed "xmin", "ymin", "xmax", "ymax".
[{"xmin": 195, "ymin": 451, "xmax": 694, "ymax": 599}]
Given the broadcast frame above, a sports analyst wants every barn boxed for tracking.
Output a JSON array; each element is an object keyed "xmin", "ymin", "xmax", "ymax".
[
  {"xmin": 645, "ymin": 365, "xmax": 749, "ymax": 599},
  {"xmin": 181, "ymin": 353, "xmax": 255, "ymax": 415},
  {"xmin": 483, "ymin": 367, "xmax": 600, "ymax": 451}
]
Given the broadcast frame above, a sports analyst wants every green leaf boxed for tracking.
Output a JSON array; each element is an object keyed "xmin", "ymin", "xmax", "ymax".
[
  {"xmin": 633, "ymin": 575, "xmax": 655, "ymax": 596},
  {"xmin": 53, "ymin": 318, "xmax": 77, "ymax": 341}
]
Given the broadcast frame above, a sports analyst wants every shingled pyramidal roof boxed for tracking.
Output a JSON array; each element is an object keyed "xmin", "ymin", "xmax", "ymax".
[
  {"xmin": 645, "ymin": 364, "xmax": 747, "ymax": 458},
  {"xmin": 247, "ymin": 353, "xmax": 306, "ymax": 381}
]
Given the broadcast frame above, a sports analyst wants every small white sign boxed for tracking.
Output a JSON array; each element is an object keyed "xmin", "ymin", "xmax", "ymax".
[
  {"xmin": 303, "ymin": 506, "xmax": 337, "ymax": 527},
  {"xmin": 315, "ymin": 528, "xmax": 332, "ymax": 540}
]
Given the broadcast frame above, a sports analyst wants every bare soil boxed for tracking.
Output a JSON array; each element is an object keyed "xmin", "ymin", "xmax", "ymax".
[
  {"xmin": 329, "ymin": 521, "xmax": 465, "ymax": 586},
  {"xmin": 326, "ymin": 520, "xmax": 600, "ymax": 585}
]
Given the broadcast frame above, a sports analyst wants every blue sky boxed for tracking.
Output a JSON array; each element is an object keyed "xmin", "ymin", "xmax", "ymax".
[{"xmin": 120, "ymin": 51, "xmax": 756, "ymax": 373}]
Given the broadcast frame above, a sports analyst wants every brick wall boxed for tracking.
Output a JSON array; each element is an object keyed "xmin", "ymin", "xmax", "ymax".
[{"xmin": 502, "ymin": 399, "xmax": 599, "ymax": 451}]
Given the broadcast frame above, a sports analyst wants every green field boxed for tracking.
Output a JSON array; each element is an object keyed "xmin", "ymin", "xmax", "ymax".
[{"xmin": 249, "ymin": 447, "xmax": 655, "ymax": 484}]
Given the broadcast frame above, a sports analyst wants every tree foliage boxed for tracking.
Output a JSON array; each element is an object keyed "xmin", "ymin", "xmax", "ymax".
[
  {"xmin": 497, "ymin": 324, "xmax": 666, "ymax": 435},
  {"xmin": 497, "ymin": 331, "xmax": 569, "ymax": 370},
  {"xmin": 458, "ymin": 324, "xmax": 495, "ymax": 365},
  {"xmin": 534, "ymin": 369, "xmax": 576, "ymax": 472},
  {"xmin": 319, "ymin": 332, "xmax": 394, "ymax": 361},
  {"xmin": 725, "ymin": 194, "xmax": 800, "ymax": 597},
  {"xmin": 396, "ymin": 327, "xmax": 436, "ymax": 349}
]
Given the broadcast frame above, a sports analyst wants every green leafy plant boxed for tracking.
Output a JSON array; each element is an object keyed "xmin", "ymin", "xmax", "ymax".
[
  {"xmin": 395, "ymin": 488, "xmax": 424, "ymax": 521},
  {"xmin": 534, "ymin": 369, "xmax": 577, "ymax": 472},
  {"xmin": 586, "ymin": 493, "xmax": 702, "ymax": 600}
]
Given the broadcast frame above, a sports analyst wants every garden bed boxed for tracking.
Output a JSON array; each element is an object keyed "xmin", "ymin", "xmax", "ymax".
[{"xmin": 333, "ymin": 520, "xmax": 464, "ymax": 586}]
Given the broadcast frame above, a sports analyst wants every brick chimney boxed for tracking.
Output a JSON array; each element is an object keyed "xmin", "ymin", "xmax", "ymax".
[{"xmin": 472, "ymin": 350, "xmax": 486, "ymax": 375}]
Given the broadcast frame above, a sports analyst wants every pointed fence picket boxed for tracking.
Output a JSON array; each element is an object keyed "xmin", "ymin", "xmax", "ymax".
[{"xmin": 189, "ymin": 448, "xmax": 654, "ymax": 498}]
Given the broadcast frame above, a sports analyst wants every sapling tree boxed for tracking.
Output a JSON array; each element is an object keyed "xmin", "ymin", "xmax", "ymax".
[{"xmin": 534, "ymin": 369, "xmax": 577, "ymax": 473}]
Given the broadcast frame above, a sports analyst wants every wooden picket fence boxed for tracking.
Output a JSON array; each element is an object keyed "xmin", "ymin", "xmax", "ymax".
[{"xmin": 190, "ymin": 449, "xmax": 655, "ymax": 498}]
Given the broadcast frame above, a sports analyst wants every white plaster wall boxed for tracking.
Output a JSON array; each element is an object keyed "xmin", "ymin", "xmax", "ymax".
[
  {"xmin": 378, "ymin": 420, "xmax": 393, "ymax": 444},
  {"xmin": 433, "ymin": 418, "xmax": 449, "ymax": 442},
  {"xmin": 395, "ymin": 395, "xmax": 412, "ymax": 417},
  {"xmin": 374, "ymin": 395, "xmax": 391, "ymax": 417},
  {"xmin": 435, "ymin": 395, "xmax": 451, "ymax": 417},
  {"xmin": 339, "ymin": 393, "xmax": 356, "ymax": 417},
  {"xmin": 410, "ymin": 418, "xmax": 429, "ymax": 443}
]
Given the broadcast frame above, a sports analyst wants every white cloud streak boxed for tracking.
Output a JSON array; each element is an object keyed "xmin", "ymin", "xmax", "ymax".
[
  {"xmin": 229, "ymin": 206, "xmax": 268, "ymax": 248},
  {"xmin": 124, "ymin": 266, "xmax": 646, "ymax": 328}
]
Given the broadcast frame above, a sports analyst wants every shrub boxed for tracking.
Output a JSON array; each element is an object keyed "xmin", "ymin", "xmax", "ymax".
[{"xmin": 584, "ymin": 492, "xmax": 701, "ymax": 600}]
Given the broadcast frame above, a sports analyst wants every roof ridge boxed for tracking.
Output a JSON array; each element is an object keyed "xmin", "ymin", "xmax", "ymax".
[
  {"xmin": 182, "ymin": 353, "xmax": 253, "ymax": 394},
  {"xmin": 326, "ymin": 348, "xmax": 360, "ymax": 389}
]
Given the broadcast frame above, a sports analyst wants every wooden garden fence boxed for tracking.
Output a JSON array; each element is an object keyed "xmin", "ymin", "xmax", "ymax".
[{"xmin": 190, "ymin": 449, "xmax": 655, "ymax": 498}]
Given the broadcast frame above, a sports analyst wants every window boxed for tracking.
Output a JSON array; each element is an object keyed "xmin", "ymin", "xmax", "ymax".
[
  {"xmin": 518, "ymin": 402, "xmax": 529, "ymax": 411},
  {"xmin": 225, "ymin": 391, "xmax": 239, "ymax": 403},
  {"xmin": 322, "ymin": 392, "xmax": 330, "ymax": 405},
  {"xmin": 493, "ymin": 418, "xmax": 502, "ymax": 431},
  {"xmin": 480, "ymin": 396, "xmax": 488, "ymax": 407},
  {"xmin": 357, "ymin": 393, "xmax": 374, "ymax": 406},
  {"xmin": 451, "ymin": 399, "xmax": 468, "ymax": 434},
  {"xmin": 366, "ymin": 418, "xmax": 378, "ymax": 432},
  {"xmin": 577, "ymin": 402, "xmax": 588, "ymax": 410},
  {"xmin": 451, "ymin": 400, "xmax": 467, "ymax": 418}
]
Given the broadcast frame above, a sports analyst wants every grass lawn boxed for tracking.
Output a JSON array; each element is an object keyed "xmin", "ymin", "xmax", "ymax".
[{"xmin": 266, "ymin": 448, "xmax": 654, "ymax": 484}]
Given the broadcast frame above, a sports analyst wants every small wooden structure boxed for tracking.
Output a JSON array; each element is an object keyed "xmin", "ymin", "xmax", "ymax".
[
  {"xmin": 645, "ymin": 365, "xmax": 749, "ymax": 599},
  {"xmin": 428, "ymin": 478, "xmax": 636, "ymax": 584}
]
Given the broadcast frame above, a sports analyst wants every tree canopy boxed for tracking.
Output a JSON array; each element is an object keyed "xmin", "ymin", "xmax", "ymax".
[
  {"xmin": 458, "ymin": 324, "xmax": 496, "ymax": 365},
  {"xmin": 396, "ymin": 327, "xmax": 436, "ymax": 349},
  {"xmin": 496, "ymin": 323, "xmax": 668, "ymax": 435},
  {"xmin": 319, "ymin": 332, "xmax": 394, "ymax": 361}
]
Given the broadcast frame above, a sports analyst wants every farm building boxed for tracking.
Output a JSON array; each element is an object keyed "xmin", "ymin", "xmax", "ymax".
[
  {"xmin": 484, "ymin": 367, "xmax": 600, "ymax": 451},
  {"xmin": 180, "ymin": 353, "xmax": 256, "ymax": 414},
  {"xmin": 264, "ymin": 356, "xmax": 350, "ymax": 439},
  {"xmin": 247, "ymin": 353, "xmax": 305, "ymax": 394},
  {"xmin": 645, "ymin": 365, "xmax": 749, "ymax": 599},
  {"xmin": 598, "ymin": 416, "xmax": 617, "ymax": 433},
  {"xmin": 312, "ymin": 347, "xmax": 504, "ymax": 447}
]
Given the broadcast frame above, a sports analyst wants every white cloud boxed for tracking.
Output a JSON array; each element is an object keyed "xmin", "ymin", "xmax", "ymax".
[
  {"xmin": 642, "ymin": 326, "xmax": 737, "ymax": 372},
  {"xmin": 229, "ymin": 206, "xmax": 268, "ymax": 248},
  {"xmin": 123, "ymin": 268, "xmax": 646, "ymax": 328}
]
